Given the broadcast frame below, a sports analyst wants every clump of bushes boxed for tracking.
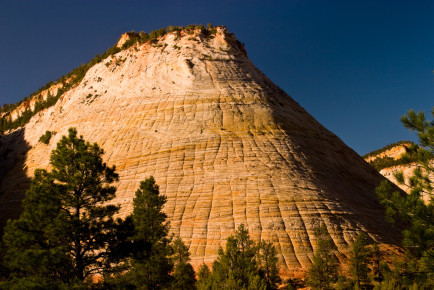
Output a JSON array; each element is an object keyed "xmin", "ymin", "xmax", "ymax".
[
  {"xmin": 39, "ymin": 131, "xmax": 55, "ymax": 144},
  {"xmin": 120, "ymin": 24, "xmax": 218, "ymax": 51}
]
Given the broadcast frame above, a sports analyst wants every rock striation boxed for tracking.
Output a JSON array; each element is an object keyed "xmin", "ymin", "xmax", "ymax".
[{"xmin": 0, "ymin": 26, "xmax": 401, "ymax": 277}]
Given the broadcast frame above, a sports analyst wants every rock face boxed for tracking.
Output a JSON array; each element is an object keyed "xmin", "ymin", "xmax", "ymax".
[
  {"xmin": 0, "ymin": 27, "xmax": 400, "ymax": 277},
  {"xmin": 364, "ymin": 143, "xmax": 410, "ymax": 162},
  {"xmin": 0, "ymin": 80, "xmax": 71, "ymax": 122},
  {"xmin": 365, "ymin": 143, "xmax": 433, "ymax": 203}
]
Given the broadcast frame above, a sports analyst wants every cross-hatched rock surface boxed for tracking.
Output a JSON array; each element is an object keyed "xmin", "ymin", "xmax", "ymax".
[{"xmin": 0, "ymin": 27, "xmax": 400, "ymax": 278}]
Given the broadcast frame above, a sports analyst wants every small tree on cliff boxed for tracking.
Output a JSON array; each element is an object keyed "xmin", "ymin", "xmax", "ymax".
[{"xmin": 2, "ymin": 128, "xmax": 121, "ymax": 286}]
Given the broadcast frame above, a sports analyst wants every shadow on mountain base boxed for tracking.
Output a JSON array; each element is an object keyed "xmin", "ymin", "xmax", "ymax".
[{"xmin": 0, "ymin": 128, "xmax": 31, "ymax": 229}]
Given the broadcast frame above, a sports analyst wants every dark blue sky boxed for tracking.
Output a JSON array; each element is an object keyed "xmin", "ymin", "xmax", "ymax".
[{"xmin": 1, "ymin": 0, "xmax": 433, "ymax": 155}]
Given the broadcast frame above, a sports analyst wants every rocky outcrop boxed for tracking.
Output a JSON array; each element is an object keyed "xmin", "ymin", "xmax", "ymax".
[
  {"xmin": 380, "ymin": 163, "xmax": 433, "ymax": 203},
  {"xmin": 1, "ymin": 80, "xmax": 72, "ymax": 122},
  {"xmin": 0, "ymin": 26, "xmax": 401, "ymax": 277},
  {"xmin": 364, "ymin": 143, "xmax": 432, "ymax": 202},
  {"xmin": 364, "ymin": 143, "xmax": 410, "ymax": 162},
  {"xmin": 116, "ymin": 32, "xmax": 134, "ymax": 48}
]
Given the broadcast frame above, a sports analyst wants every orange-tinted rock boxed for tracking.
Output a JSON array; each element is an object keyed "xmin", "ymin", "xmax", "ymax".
[{"xmin": 0, "ymin": 27, "xmax": 401, "ymax": 278}]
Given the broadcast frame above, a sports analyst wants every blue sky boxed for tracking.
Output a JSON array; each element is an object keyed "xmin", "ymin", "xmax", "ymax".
[{"xmin": 1, "ymin": 0, "xmax": 433, "ymax": 155}]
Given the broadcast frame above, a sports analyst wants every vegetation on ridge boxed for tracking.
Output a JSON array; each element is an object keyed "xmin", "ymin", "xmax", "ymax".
[
  {"xmin": 38, "ymin": 130, "xmax": 55, "ymax": 144},
  {"xmin": 363, "ymin": 141, "xmax": 424, "ymax": 171},
  {"xmin": 0, "ymin": 23, "xmax": 222, "ymax": 134},
  {"xmin": 363, "ymin": 140, "xmax": 416, "ymax": 159},
  {"xmin": 367, "ymin": 145, "xmax": 422, "ymax": 171}
]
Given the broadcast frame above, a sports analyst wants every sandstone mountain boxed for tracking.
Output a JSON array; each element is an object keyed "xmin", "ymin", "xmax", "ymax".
[{"xmin": 0, "ymin": 26, "xmax": 401, "ymax": 277}]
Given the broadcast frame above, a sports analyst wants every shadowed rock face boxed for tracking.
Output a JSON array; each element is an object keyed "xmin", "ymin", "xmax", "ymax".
[
  {"xmin": 0, "ymin": 27, "xmax": 400, "ymax": 277},
  {"xmin": 0, "ymin": 128, "xmax": 31, "ymax": 228}
]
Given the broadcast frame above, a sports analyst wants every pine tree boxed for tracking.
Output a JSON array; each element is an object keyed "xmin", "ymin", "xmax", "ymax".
[
  {"xmin": 395, "ymin": 108, "xmax": 433, "ymax": 201},
  {"xmin": 349, "ymin": 233, "xmax": 371, "ymax": 287},
  {"xmin": 220, "ymin": 225, "xmax": 257, "ymax": 288},
  {"xmin": 171, "ymin": 237, "xmax": 196, "ymax": 290},
  {"xmin": 197, "ymin": 264, "xmax": 213, "ymax": 290},
  {"xmin": 208, "ymin": 224, "xmax": 270, "ymax": 289},
  {"xmin": 257, "ymin": 240, "xmax": 281, "ymax": 289},
  {"xmin": 371, "ymin": 243, "xmax": 384, "ymax": 284},
  {"xmin": 233, "ymin": 224, "xmax": 258, "ymax": 286},
  {"xmin": 375, "ymin": 107, "xmax": 433, "ymax": 287},
  {"xmin": 2, "ymin": 169, "xmax": 72, "ymax": 288},
  {"xmin": 126, "ymin": 177, "xmax": 173, "ymax": 289},
  {"xmin": 306, "ymin": 225, "xmax": 340, "ymax": 289},
  {"xmin": 2, "ymin": 128, "xmax": 121, "ymax": 286},
  {"xmin": 0, "ymin": 238, "xmax": 10, "ymax": 287}
]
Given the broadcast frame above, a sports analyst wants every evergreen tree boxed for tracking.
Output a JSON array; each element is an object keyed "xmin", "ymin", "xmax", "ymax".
[
  {"xmin": 196, "ymin": 264, "xmax": 213, "ymax": 290},
  {"xmin": 395, "ymin": 107, "xmax": 433, "ymax": 201},
  {"xmin": 349, "ymin": 233, "xmax": 371, "ymax": 287},
  {"xmin": 2, "ymin": 128, "xmax": 120, "ymax": 286},
  {"xmin": 219, "ymin": 225, "xmax": 257, "ymax": 288},
  {"xmin": 306, "ymin": 225, "xmax": 340, "ymax": 289},
  {"xmin": 257, "ymin": 241, "xmax": 281, "ymax": 289},
  {"xmin": 171, "ymin": 237, "xmax": 196, "ymax": 290},
  {"xmin": 208, "ymin": 224, "xmax": 268, "ymax": 289},
  {"xmin": 0, "ymin": 238, "xmax": 10, "ymax": 287},
  {"xmin": 370, "ymin": 243, "xmax": 384, "ymax": 284},
  {"xmin": 375, "ymin": 107, "xmax": 433, "ymax": 288},
  {"xmin": 2, "ymin": 169, "xmax": 73, "ymax": 288},
  {"xmin": 126, "ymin": 177, "xmax": 174, "ymax": 289}
]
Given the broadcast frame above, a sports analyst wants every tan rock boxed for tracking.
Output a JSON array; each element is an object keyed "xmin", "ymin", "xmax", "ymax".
[
  {"xmin": 0, "ymin": 27, "xmax": 401, "ymax": 278},
  {"xmin": 380, "ymin": 162, "xmax": 433, "ymax": 203},
  {"xmin": 364, "ymin": 143, "xmax": 432, "ymax": 203},
  {"xmin": 365, "ymin": 143, "xmax": 410, "ymax": 162},
  {"xmin": 1, "ymin": 79, "xmax": 72, "ymax": 122}
]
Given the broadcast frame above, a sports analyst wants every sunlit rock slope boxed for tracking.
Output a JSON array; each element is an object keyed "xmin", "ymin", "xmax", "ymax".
[{"xmin": 0, "ymin": 26, "xmax": 400, "ymax": 277}]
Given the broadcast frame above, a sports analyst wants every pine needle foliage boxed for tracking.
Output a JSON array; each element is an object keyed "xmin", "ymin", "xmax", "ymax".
[
  {"xmin": 349, "ymin": 233, "xmax": 372, "ymax": 287},
  {"xmin": 2, "ymin": 128, "xmax": 120, "ymax": 287},
  {"xmin": 306, "ymin": 225, "xmax": 340, "ymax": 289},
  {"xmin": 198, "ymin": 224, "xmax": 281, "ymax": 290},
  {"xmin": 375, "ymin": 107, "xmax": 433, "ymax": 288},
  {"xmin": 171, "ymin": 237, "xmax": 196, "ymax": 290},
  {"xmin": 123, "ymin": 177, "xmax": 174, "ymax": 289}
]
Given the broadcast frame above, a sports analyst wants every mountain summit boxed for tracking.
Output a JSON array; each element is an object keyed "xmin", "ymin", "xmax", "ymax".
[{"xmin": 0, "ymin": 26, "xmax": 400, "ymax": 277}]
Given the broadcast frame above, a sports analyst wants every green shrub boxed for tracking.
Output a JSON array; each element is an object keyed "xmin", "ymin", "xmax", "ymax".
[{"xmin": 39, "ymin": 131, "xmax": 54, "ymax": 144}]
